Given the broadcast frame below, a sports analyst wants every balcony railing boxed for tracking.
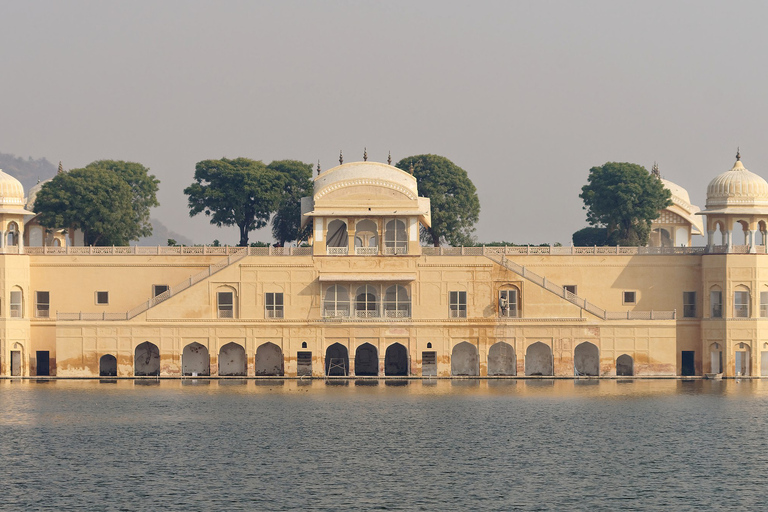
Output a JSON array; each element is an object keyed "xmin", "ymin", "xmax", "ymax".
[
  {"xmin": 327, "ymin": 246, "xmax": 348, "ymax": 255},
  {"xmin": 355, "ymin": 247, "xmax": 378, "ymax": 255}
]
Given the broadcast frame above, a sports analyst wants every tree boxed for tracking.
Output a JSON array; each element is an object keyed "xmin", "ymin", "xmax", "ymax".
[
  {"xmin": 579, "ymin": 162, "xmax": 672, "ymax": 246},
  {"xmin": 83, "ymin": 160, "xmax": 160, "ymax": 240},
  {"xmin": 34, "ymin": 167, "xmax": 135, "ymax": 245},
  {"xmin": 571, "ymin": 227, "xmax": 609, "ymax": 246},
  {"xmin": 395, "ymin": 154, "xmax": 480, "ymax": 247},
  {"xmin": 268, "ymin": 160, "xmax": 314, "ymax": 245},
  {"xmin": 184, "ymin": 158, "xmax": 285, "ymax": 246}
]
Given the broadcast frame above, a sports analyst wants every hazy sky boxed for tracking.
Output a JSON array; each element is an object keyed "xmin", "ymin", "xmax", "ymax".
[{"xmin": 2, "ymin": 0, "xmax": 768, "ymax": 245}]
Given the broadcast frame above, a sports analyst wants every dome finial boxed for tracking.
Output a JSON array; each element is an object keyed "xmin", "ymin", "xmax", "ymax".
[
  {"xmin": 387, "ymin": 151, "xmax": 392, "ymax": 165},
  {"xmin": 58, "ymin": 161, "xmax": 63, "ymax": 174},
  {"xmin": 363, "ymin": 147, "xmax": 367, "ymax": 161},
  {"xmin": 316, "ymin": 160, "xmax": 321, "ymax": 175},
  {"xmin": 339, "ymin": 150, "xmax": 343, "ymax": 165},
  {"xmin": 409, "ymin": 161, "xmax": 414, "ymax": 175},
  {"xmin": 737, "ymin": 147, "xmax": 741, "ymax": 161},
  {"xmin": 651, "ymin": 161, "xmax": 660, "ymax": 178}
]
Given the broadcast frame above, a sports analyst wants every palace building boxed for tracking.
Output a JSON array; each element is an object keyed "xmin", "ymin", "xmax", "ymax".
[{"xmin": 1, "ymin": 153, "xmax": 767, "ymax": 378}]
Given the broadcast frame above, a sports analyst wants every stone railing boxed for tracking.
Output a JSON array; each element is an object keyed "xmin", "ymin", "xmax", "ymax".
[
  {"xmin": 26, "ymin": 246, "xmax": 313, "ymax": 256},
  {"xmin": 423, "ymin": 246, "xmax": 708, "ymax": 256}
]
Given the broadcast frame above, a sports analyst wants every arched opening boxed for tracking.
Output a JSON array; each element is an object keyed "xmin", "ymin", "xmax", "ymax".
[
  {"xmin": 709, "ymin": 342, "xmax": 722, "ymax": 374},
  {"xmin": 323, "ymin": 285, "xmax": 350, "ymax": 318},
  {"xmin": 6, "ymin": 221, "xmax": 19, "ymax": 246},
  {"xmin": 759, "ymin": 221, "xmax": 768, "ymax": 247},
  {"xmin": 525, "ymin": 342, "xmax": 553, "ymax": 376},
  {"xmin": 255, "ymin": 342, "xmax": 284, "ymax": 376},
  {"xmin": 735, "ymin": 343, "xmax": 750, "ymax": 376},
  {"xmin": 354, "ymin": 219, "xmax": 378, "ymax": 255},
  {"xmin": 182, "ymin": 342, "xmax": 210, "ymax": 376},
  {"xmin": 451, "ymin": 341, "xmax": 479, "ymax": 376},
  {"xmin": 219, "ymin": 342, "xmax": 246, "ymax": 376},
  {"xmin": 650, "ymin": 228, "xmax": 672, "ymax": 248},
  {"xmin": 384, "ymin": 343, "xmax": 408, "ymax": 376},
  {"xmin": 216, "ymin": 287, "xmax": 236, "ymax": 319},
  {"xmin": 297, "ymin": 350, "xmax": 312, "ymax": 376},
  {"xmin": 99, "ymin": 354, "xmax": 117, "ymax": 377},
  {"xmin": 355, "ymin": 285, "xmax": 379, "ymax": 318},
  {"xmin": 616, "ymin": 354, "xmax": 633, "ymax": 376},
  {"xmin": 734, "ymin": 220, "xmax": 749, "ymax": 245},
  {"xmin": 10, "ymin": 347, "xmax": 23, "ymax": 376},
  {"xmin": 134, "ymin": 342, "xmax": 160, "ymax": 376},
  {"xmin": 488, "ymin": 342, "xmax": 516, "ymax": 376},
  {"xmin": 325, "ymin": 343, "xmax": 349, "ymax": 376},
  {"xmin": 354, "ymin": 343, "xmax": 379, "ymax": 376},
  {"xmin": 10, "ymin": 287, "xmax": 23, "ymax": 318},
  {"xmin": 53, "ymin": 237, "xmax": 61, "ymax": 247},
  {"xmin": 574, "ymin": 341, "xmax": 599, "ymax": 376},
  {"xmin": 384, "ymin": 285, "xmax": 410, "ymax": 318},
  {"xmin": 499, "ymin": 286, "xmax": 520, "ymax": 318},
  {"xmin": 384, "ymin": 219, "xmax": 407, "ymax": 254},
  {"xmin": 327, "ymin": 219, "xmax": 348, "ymax": 253}
]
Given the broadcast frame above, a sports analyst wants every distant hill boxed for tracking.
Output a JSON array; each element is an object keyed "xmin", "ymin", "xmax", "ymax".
[
  {"xmin": 1, "ymin": 150, "xmax": 193, "ymax": 246},
  {"xmin": 0, "ymin": 151, "xmax": 57, "ymax": 191}
]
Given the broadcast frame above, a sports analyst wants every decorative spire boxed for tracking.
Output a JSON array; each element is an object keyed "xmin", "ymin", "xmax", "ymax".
[
  {"xmin": 736, "ymin": 147, "xmax": 741, "ymax": 161},
  {"xmin": 409, "ymin": 161, "xmax": 414, "ymax": 175},
  {"xmin": 339, "ymin": 150, "xmax": 343, "ymax": 165},
  {"xmin": 363, "ymin": 147, "xmax": 368, "ymax": 161},
  {"xmin": 651, "ymin": 161, "xmax": 660, "ymax": 178},
  {"xmin": 316, "ymin": 160, "xmax": 321, "ymax": 175},
  {"xmin": 57, "ymin": 161, "xmax": 63, "ymax": 174},
  {"xmin": 387, "ymin": 151, "xmax": 392, "ymax": 165}
]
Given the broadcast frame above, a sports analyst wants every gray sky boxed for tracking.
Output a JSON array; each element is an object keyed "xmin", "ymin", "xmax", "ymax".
[{"xmin": 2, "ymin": 0, "xmax": 767, "ymax": 245}]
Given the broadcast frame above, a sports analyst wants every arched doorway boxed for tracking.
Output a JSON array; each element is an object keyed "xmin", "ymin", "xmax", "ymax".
[
  {"xmin": 525, "ymin": 342, "xmax": 553, "ymax": 376},
  {"xmin": 325, "ymin": 343, "xmax": 349, "ymax": 376},
  {"xmin": 134, "ymin": 342, "xmax": 160, "ymax": 376},
  {"xmin": 182, "ymin": 342, "xmax": 210, "ymax": 376},
  {"xmin": 255, "ymin": 342, "xmax": 284, "ymax": 376},
  {"xmin": 488, "ymin": 342, "xmax": 516, "ymax": 376},
  {"xmin": 616, "ymin": 354, "xmax": 633, "ymax": 376},
  {"xmin": 574, "ymin": 342, "xmax": 599, "ymax": 376},
  {"xmin": 99, "ymin": 354, "xmax": 117, "ymax": 377},
  {"xmin": 710, "ymin": 343, "xmax": 722, "ymax": 374},
  {"xmin": 385, "ymin": 343, "xmax": 408, "ymax": 376},
  {"xmin": 451, "ymin": 342, "xmax": 479, "ymax": 376},
  {"xmin": 219, "ymin": 342, "xmax": 246, "ymax": 376},
  {"xmin": 355, "ymin": 343, "xmax": 379, "ymax": 376}
]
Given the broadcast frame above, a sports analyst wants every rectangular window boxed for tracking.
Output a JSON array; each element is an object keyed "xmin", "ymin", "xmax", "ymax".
[
  {"xmin": 623, "ymin": 291, "xmax": 636, "ymax": 304},
  {"xmin": 499, "ymin": 289, "xmax": 518, "ymax": 318},
  {"xmin": 734, "ymin": 291, "xmax": 750, "ymax": 318},
  {"xmin": 36, "ymin": 291, "xmax": 50, "ymax": 318},
  {"xmin": 761, "ymin": 292, "xmax": 768, "ymax": 318},
  {"xmin": 564, "ymin": 285, "xmax": 577, "ymax": 296},
  {"xmin": 218, "ymin": 291, "xmax": 234, "ymax": 318},
  {"xmin": 683, "ymin": 292, "xmax": 696, "ymax": 318},
  {"xmin": 710, "ymin": 291, "xmax": 723, "ymax": 318},
  {"xmin": 266, "ymin": 292, "xmax": 284, "ymax": 318},
  {"xmin": 95, "ymin": 291, "xmax": 109, "ymax": 305},
  {"xmin": 153, "ymin": 285, "xmax": 169, "ymax": 297},
  {"xmin": 449, "ymin": 291, "xmax": 467, "ymax": 318},
  {"xmin": 10, "ymin": 290, "xmax": 22, "ymax": 318}
]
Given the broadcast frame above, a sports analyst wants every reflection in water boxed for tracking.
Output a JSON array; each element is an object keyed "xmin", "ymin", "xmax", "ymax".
[
  {"xmin": 354, "ymin": 379, "xmax": 379, "ymax": 387},
  {"xmin": 98, "ymin": 379, "xmax": 118, "ymax": 385},
  {"xmin": 181, "ymin": 379, "xmax": 211, "ymax": 386},
  {"xmin": 1, "ymin": 379, "xmax": 768, "ymax": 510},
  {"xmin": 218, "ymin": 379, "xmax": 248, "ymax": 386},
  {"xmin": 254, "ymin": 379, "xmax": 285, "ymax": 387}
]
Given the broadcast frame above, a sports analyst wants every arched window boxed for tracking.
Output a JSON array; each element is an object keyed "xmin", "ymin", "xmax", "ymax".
[
  {"xmin": 499, "ymin": 286, "xmax": 520, "ymax": 318},
  {"xmin": 734, "ymin": 285, "xmax": 750, "ymax": 318},
  {"xmin": 384, "ymin": 285, "xmax": 410, "ymax": 318},
  {"xmin": 7, "ymin": 222, "xmax": 19, "ymax": 247},
  {"xmin": 384, "ymin": 219, "xmax": 407, "ymax": 255},
  {"xmin": 327, "ymin": 219, "xmax": 348, "ymax": 254},
  {"xmin": 324, "ymin": 285, "xmax": 349, "ymax": 317},
  {"xmin": 709, "ymin": 285, "xmax": 723, "ymax": 318},
  {"xmin": 354, "ymin": 219, "xmax": 378, "ymax": 255},
  {"xmin": 10, "ymin": 287, "xmax": 23, "ymax": 318},
  {"xmin": 355, "ymin": 285, "xmax": 379, "ymax": 318},
  {"xmin": 217, "ymin": 287, "xmax": 236, "ymax": 319}
]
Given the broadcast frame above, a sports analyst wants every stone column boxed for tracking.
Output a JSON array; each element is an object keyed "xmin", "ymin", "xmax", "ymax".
[
  {"xmin": 707, "ymin": 230, "xmax": 714, "ymax": 249},
  {"xmin": 750, "ymin": 230, "xmax": 758, "ymax": 253}
]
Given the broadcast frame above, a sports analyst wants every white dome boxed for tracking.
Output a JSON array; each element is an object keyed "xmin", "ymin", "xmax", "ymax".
[
  {"xmin": 0, "ymin": 169, "xmax": 26, "ymax": 208},
  {"xmin": 25, "ymin": 179, "xmax": 49, "ymax": 211},
  {"xmin": 706, "ymin": 159, "xmax": 768, "ymax": 208}
]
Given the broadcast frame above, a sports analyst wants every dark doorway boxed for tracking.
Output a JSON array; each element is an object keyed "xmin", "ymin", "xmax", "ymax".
[
  {"xmin": 681, "ymin": 351, "xmax": 695, "ymax": 376},
  {"xmin": 100, "ymin": 355, "xmax": 117, "ymax": 377},
  {"xmin": 134, "ymin": 342, "xmax": 160, "ymax": 376},
  {"xmin": 384, "ymin": 343, "xmax": 408, "ymax": 376},
  {"xmin": 616, "ymin": 354, "xmax": 633, "ymax": 376},
  {"xmin": 574, "ymin": 342, "xmax": 599, "ymax": 376},
  {"xmin": 11, "ymin": 350, "xmax": 21, "ymax": 376},
  {"xmin": 451, "ymin": 342, "xmax": 479, "ymax": 376},
  {"xmin": 355, "ymin": 343, "xmax": 379, "ymax": 376},
  {"xmin": 255, "ymin": 342, "xmax": 284, "ymax": 376},
  {"xmin": 325, "ymin": 343, "xmax": 349, "ymax": 376},
  {"xmin": 488, "ymin": 342, "xmax": 516, "ymax": 376},
  {"xmin": 219, "ymin": 343, "xmax": 246, "ymax": 376},
  {"xmin": 422, "ymin": 351, "xmax": 437, "ymax": 376},
  {"xmin": 36, "ymin": 351, "xmax": 50, "ymax": 376},
  {"xmin": 297, "ymin": 351, "xmax": 312, "ymax": 376}
]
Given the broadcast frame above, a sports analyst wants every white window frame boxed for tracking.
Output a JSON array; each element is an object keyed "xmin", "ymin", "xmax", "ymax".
[
  {"xmin": 265, "ymin": 292, "xmax": 284, "ymax": 319},
  {"xmin": 355, "ymin": 285, "xmax": 379, "ymax": 318},
  {"xmin": 710, "ymin": 290, "xmax": 723, "ymax": 318},
  {"xmin": 323, "ymin": 285, "xmax": 350, "ymax": 318},
  {"xmin": 217, "ymin": 291, "xmax": 234, "ymax": 318},
  {"xmin": 761, "ymin": 291, "xmax": 768, "ymax": 318},
  {"xmin": 36, "ymin": 291, "xmax": 50, "ymax": 318},
  {"xmin": 449, "ymin": 291, "xmax": 467, "ymax": 318},
  {"xmin": 499, "ymin": 288, "xmax": 519, "ymax": 318},
  {"xmin": 383, "ymin": 285, "xmax": 410, "ymax": 318},
  {"xmin": 683, "ymin": 291, "xmax": 696, "ymax": 318},
  {"xmin": 383, "ymin": 219, "xmax": 408, "ymax": 255},
  {"xmin": 10, "ymin": 290, "xmax": 22, "ymax": 318},
  {"xmin": 734, "ymin": 290, "xmax": 750, "ymax": 318}
]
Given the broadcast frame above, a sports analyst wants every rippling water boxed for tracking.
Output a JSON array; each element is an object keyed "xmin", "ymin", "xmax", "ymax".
[{"xmin": 1, "ymin": 379, "xmax": 766, "ymax": 511}]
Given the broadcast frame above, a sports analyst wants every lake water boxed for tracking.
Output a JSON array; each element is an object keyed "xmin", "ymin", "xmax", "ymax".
[{"xmin": 1, "ymin": 378, "xmax": 766, "ymax": 511}]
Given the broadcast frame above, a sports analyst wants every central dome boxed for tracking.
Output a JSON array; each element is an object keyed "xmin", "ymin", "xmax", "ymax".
[
  {"xmin": 705, "ymin": 158, "xmax": 768, "ymax": 208},
  {"xmin": 0, "ymin": 169, "xmax": 26, "ymax": 208}
]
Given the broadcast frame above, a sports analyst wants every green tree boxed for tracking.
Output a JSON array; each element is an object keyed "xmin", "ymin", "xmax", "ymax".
[
  {"xmin": 184, "ymin": 158, "xmax": 285, "ymax": 246},
  {"xmin": 83, "ymin": 160, "xmax": 160, "ymax": 239},
  {"xmin": 571, "ymin": 227, "xmax": 609, "ymax": 246},
  {"xmin": 34, "ymin": 167, "xmax": 135, "ymax": 245},
  {"xmin": 579, "ymin": 162, "xmax": 672, "ymax": 246},
  {"xmin": 268, "ymin": 159, "xmax": 313, "ymax": 245},
  {"xmin": 395, "ymin": 154, "xmax": 480, "ymax": 247}
]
